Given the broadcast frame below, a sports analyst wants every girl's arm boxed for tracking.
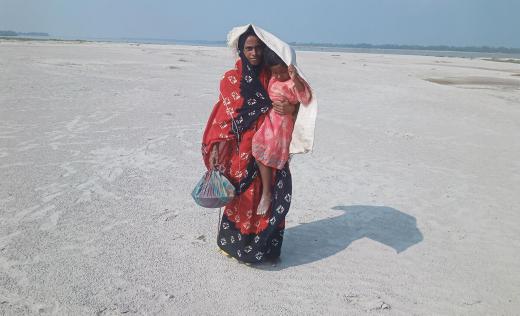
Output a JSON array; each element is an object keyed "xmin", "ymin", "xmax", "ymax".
[
  {"xmin": 288, "ymin": 65, "xmax": 305, "ymax": 92},
  {"xmin": 288, "ymin": 65, "xmax": 312, "ymax": 105}
]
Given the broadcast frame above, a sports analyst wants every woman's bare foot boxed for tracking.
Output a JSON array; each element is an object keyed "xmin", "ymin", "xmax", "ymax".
[
  {"xmin": 256, "ymin": 193, "xmax": 272, "ymax": 215},
  {"xmin": 218, "ymin": 248, "xmax": 231, "ymax": 257}
]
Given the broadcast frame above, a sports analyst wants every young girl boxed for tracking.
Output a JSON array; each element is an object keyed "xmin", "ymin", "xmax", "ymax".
[{"xmin": 252, "ymin": 48, "xmax": 313, "ymax": 215}]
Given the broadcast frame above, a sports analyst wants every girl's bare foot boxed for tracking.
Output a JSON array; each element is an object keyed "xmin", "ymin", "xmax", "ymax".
[{"xmin": 257, "ymin": 193, "xmax": 272, "ymax": 215}]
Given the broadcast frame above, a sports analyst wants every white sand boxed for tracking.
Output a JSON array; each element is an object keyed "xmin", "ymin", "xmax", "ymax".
[{"xmin": 1, "ymin": 40, "xmax": 519, "ymax": 315}]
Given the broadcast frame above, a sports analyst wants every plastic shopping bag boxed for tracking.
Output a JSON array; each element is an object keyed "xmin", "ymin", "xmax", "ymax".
[{"xmin": 191, "ymin": 169, "xmax": 236, "ymax": 208}]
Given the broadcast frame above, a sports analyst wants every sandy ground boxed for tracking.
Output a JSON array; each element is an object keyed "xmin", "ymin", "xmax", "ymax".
[{"xmin": 1, "ymin": 40, "xmax": 519, "ymax": 315}]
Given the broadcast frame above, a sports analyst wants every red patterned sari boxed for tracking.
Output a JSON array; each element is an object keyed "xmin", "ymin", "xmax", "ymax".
[{"xmin": 201, "ymin": 59, "xmax": 292, "ymax": 263}]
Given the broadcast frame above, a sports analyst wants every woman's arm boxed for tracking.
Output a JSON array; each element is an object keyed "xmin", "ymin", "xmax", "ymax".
[{"xmin": 272, "ymin": 99, "xmax": 298, "ymax": 115}]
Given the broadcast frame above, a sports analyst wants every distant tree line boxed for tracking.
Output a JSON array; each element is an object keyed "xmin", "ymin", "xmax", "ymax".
[
  {"xmin": 1, "ymin": 30, "xmax": 517, "ymax": 54},
  {"xmin": 0, "ymin": 30, "xmax": 49, "ymax": 36},
  {"xmin": 290, "ymin": 42, "xmax": 520, "ymax": 54}
]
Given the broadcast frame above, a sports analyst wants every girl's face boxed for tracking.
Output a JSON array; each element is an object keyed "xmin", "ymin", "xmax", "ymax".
[{"xmin": 270, "ymin": 64, "xmax": 290, "ymax": 81}]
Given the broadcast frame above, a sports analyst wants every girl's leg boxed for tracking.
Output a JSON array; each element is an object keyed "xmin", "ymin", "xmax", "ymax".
[{"xmin": 257, "ymin": 161, "xmax": 273, "ymax": 215}]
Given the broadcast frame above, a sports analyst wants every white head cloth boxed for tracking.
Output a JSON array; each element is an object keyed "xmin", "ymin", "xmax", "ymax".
[{"xmin": 227, "ymin": 24, "xmax": 318, "ymax": 155}]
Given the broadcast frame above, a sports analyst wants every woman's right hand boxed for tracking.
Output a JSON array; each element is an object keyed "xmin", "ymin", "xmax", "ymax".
[{"xmin": 209, "ymin": 143, "xmax": 219, "ymax": 169}]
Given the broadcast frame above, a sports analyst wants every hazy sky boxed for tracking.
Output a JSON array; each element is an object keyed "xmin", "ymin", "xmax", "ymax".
[{"xmin": 1, "ymin": 0, "xmax": 519, "ymax": 47}]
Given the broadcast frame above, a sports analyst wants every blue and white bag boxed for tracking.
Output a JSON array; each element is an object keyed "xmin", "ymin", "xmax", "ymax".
[{"xmin": 191, "ymin": 169, "xmax": 236, "ymax": 208}]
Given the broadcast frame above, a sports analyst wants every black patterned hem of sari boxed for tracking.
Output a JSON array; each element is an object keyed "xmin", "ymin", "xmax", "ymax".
[{"xmin": 217, "ymin": 163, "xmax": 292, "ymax": 263}]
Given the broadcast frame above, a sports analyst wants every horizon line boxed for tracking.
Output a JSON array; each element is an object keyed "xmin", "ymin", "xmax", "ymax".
[{"xmin": 2, "ymin": 30, "xmax": 520, "ymax": 52}]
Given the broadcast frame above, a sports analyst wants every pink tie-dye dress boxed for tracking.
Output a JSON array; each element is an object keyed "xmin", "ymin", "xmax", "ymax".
[{"xmin": 252, "ymin": 77, "xmax": 312, "ymax": 169}]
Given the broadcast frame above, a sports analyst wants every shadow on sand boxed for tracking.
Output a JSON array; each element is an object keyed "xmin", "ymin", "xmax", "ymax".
[{"xmin": 256, "ymin": 205, "xmax": 423, "ymax": 270}]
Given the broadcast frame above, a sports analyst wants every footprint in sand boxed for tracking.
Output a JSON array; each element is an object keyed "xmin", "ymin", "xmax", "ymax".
[
  {"xmin": 59, "ymin": 162, "xmax": 77, "ymax": 178},
  {"xmin": 23, "ymin": 204, "xmax": 57, "ymax": 223},
  {"xmin": 343, "ymin": 294, "xmax": 391, "ymax": 312},
  {"xmin": 152, "ymin": 208, "xmax": 179, "ymax": 222},
  {"xmin": 16, "ymin": 142, "xmax": 39, "ymax": 152},
  {"xmin": 40, "ymin": 210, "xmax": 63, "ymax": 231},
  {"xmin": 66, "ymin": 115, "xmax": 81, "ymax": 132},
  {"xmin": 193, "ymin": 234, "xmax": 207, "ymax": 244}
]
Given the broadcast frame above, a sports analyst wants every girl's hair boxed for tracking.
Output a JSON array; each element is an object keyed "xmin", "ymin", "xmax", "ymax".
[{"xmin": 264, "ymin": 46, "xmax": 287, "ymax": 67}]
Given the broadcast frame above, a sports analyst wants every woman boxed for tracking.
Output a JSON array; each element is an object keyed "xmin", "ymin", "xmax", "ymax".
[{"xmin": 201, "ymin": 25, "xmax": 315, "ymax": 263}]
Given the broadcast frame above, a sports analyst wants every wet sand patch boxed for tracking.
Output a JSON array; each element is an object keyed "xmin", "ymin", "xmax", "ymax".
[
  {"xmin": 483, "ymin": 58, "xmax": 520, "ymax": 65},
  {"xmin": 425, "ymin": 76, "xmax": 520, "ymax": 88}
]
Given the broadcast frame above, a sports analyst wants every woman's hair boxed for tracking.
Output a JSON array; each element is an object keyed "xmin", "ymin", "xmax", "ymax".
[
  {"xmin": 264, "ymin": 47, "xmax": 287, "ymax": 67},
  {"xmin": 238, "ymin": 26, "xmax": 258, "ymax": 53}
]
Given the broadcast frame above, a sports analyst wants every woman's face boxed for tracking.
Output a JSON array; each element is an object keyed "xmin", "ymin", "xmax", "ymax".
[{"xmin": 243, "ymin": 35, "xmax": 263, "ymax": 66}]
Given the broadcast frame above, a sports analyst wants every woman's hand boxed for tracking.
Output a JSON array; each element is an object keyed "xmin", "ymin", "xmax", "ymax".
[
  {"xmin": 272, "ymin": 99, "xmax": 297, "ymax": 115},
  {"xmin": 208, "ymin": 143, "xmax": 219, "ymax": 169}
]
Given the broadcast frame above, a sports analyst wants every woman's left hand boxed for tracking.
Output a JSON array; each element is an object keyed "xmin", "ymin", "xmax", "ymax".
[{"xmin": 272, "ymin": 99, "xmax": 297, "ymax": 115}]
